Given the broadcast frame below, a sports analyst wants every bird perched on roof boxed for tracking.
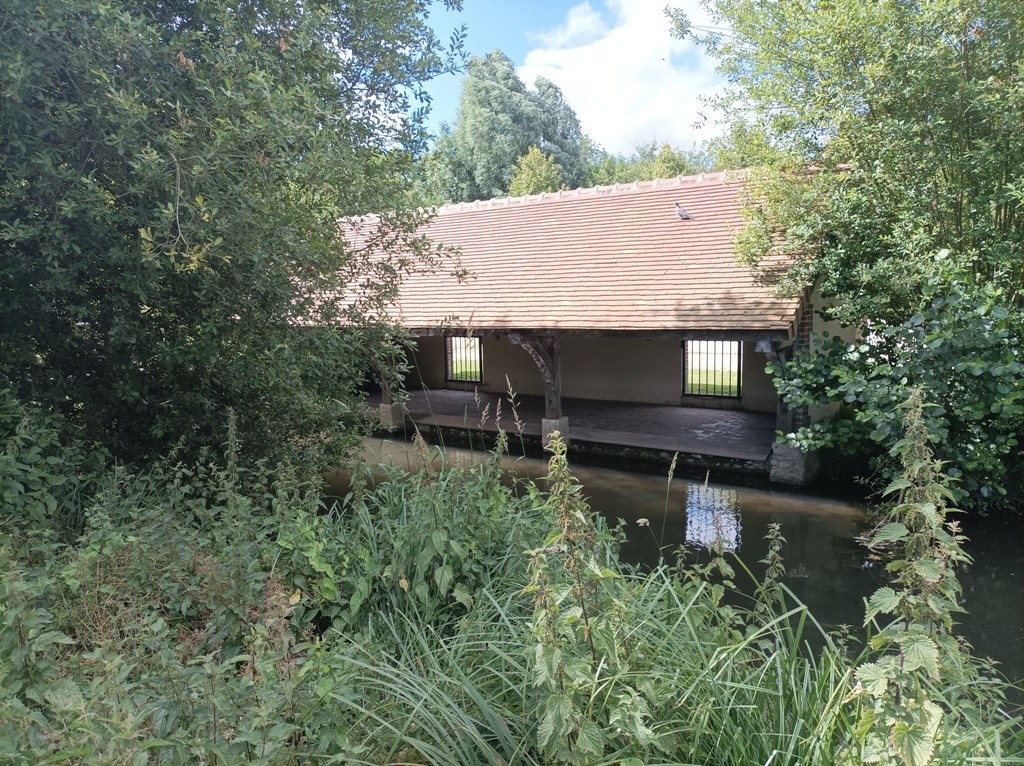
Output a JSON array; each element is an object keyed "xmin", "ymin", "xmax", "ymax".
[{"xmin": 675, "ymin": 202, "xmax": 692, "ymax": 220}]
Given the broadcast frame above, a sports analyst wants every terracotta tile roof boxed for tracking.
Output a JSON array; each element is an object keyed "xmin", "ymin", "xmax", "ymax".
[{"xmin": 359, "ymin": 171, "xmax": 801, "ymax": 337}]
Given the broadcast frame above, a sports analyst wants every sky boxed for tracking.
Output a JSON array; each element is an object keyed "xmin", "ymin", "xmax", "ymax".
[{"xmin": 422, "ymin": 0, "xmax": 727, "ymax": 156}]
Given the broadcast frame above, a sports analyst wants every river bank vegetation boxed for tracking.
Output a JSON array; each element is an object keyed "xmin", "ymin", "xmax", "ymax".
[{"xmin": 3, "ymin": 393, "xmax": 1022, "ymax": 764}]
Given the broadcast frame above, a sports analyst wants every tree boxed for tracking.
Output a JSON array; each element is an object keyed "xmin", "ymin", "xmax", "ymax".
[
  {"xmin": 646, "ymin": 142, "xmax": 708, "ymax": 178},
  {"xmin": 411, "ymin": 123, "xmax": 476, "ymax": 206},
  {"xmin": 580, "ymin": 140, "xmax": 712, "ymax": 187},
  {"xmin": 532, "ymin": 76, "xmax": 585, "ymax": 187},
  {"xmin": 702, "ymin": 121, "xmax": 783, "ymax": 171},
  {"xmin": 0, "ymin": 0, "xmax": 460, "ymax": 466},
  {"xmin": 673, "ymin": 0, "xmax": 1024, "ymax": 324},
  {"xmin": 578, "ymin": 135, "xmax": 631, "ymax": 187},
  {"xmin": 774, "ymin": 271, "xmax": 1023, "ymax": 506},
  {"xmin": 449, "ymin": 51, "xmax": 540, "ymax": 199},
  {"xmin": 507, "ymin": 147, "xmax": 566, "ymax": 196},
  {"xmin": 671, "ymin": 0, "xmax": 1024, "ymax": 506},
  {"xmin": 418, "ymin": 50, "xmax": 585, "ymax": 202}
]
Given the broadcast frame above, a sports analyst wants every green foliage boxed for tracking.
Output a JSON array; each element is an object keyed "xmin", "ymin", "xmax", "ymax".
[
  {"xmin": 525, "ymin": 436, "xmax": 645, "ymax": 763},
  {"xmin": 703, "ymin": 120, "xmax": 786, "ymax": 170},
  {"xmin": 454, "ymin": 50, "xmax": 548, "ymax": 199},
  {"xmin": 675, "ymin": 0, "xmax": 1024, "ymax": 316},
  {"xmin": 774, "ymin": 274, "xmax": 1024, "ymax": 506},
  {"xmin": 1, "ymin": 390, "xmax": 72, "ymax": 529},
  {"xmin": 522, "ymin": 437, "xmax": 862, "ymax": 766},
  {"xmin": 0, "ymin": 0, "xmax": 458, "ymax": 466},
  {"xmin": 412, "ymin": 123, "xmax": 476, "ymax": 206},
  {"xmin": 1, "ymin": 421, "xmax": 1021, "ymax": 763},
  {"xmin": 414, "ymin": 48, "xmax": 723, "ymax": 204},
  {"xmin": 847, "ymin": 389, "xmax": 1020, "ymax": 765},
  {"xmin": 672, "ymin": 0, "xmax": 1024, "ymax": 507},
  {"xmin": 0, "ymin": 389, "xmax": 105, "ymax": 542},
  {"xmin": 0, "ymin": 450, "xmax": 312, "ymax": 762},
  {"xmin": 580, "ymin": 139, "xmax": 713, "ymax": 187},
  {"xmin": 508, "ymin": 146, "xmax": 566, "ymax": 197},
  {"xmin": 418, "ymin": 50, "xmax": 585, "ymax": 202},
  {"xmin": 310, "ymin": 455, "xmax": 550, "ymax": 630}
]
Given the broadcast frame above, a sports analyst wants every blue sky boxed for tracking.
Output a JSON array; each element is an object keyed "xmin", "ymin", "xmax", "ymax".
[{"xmin": 422, "ymin": 0, "xmax": 727, "ymax": 156}]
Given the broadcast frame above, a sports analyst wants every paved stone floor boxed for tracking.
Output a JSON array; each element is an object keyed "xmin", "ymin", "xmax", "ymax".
[{"xmin": 376, "ymin": 389, "xmax": 776, "ymax": 462}]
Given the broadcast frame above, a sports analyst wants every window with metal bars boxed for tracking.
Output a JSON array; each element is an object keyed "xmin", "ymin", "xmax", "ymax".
[
  {"xmin": 682, "ymin": 340, "xmax": 741, "ymax": 398},
  {"xmin": 445, "ymin": 336, "xmax": 483, "ymax": 383}
]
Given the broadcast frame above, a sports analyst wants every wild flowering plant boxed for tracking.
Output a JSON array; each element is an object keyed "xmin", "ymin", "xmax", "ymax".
[
  {"xmin": 849, "ymin": 388, "xmax": 1019, "ymax": 765},
  {"xmin": 524, "ymin": 434, "xmax": 667, "ymax": 764}
]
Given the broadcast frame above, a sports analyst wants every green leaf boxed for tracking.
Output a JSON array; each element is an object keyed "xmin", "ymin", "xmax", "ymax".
[
  {"xmin": 872, "ymin": 522, "xmax": 909, "ymax": 544},
  {"xmin": 899, "ymin": 634, "xmax": 940, "ymax": 679},
  {"xmin": 854, "ymin": 661, "xmax": 890, "ymax": 697},
  {"xmin": 865, "ymin": 587, "xmax": 901, "ymax": 622},
  {"xmin": 574, "ymin": 717, "xmax": 604, "ymax": 756},
  {"xmin": 41, "ymin": 747, "xmax": 97, "ymax": 763},
  {"xmin": 435, "ymin": 564, "xmax": 453, "ymax": 596},
  {"xmin": 861, "ymin": 732, "xmax": 889, "ymax": 763},
  {"xmin": 431, "ymin": 528, "xmax": 447, "ymax": 552},
  {"xmin": 891, "ymin": 702, "xmax": 941, "ymax": 766},
  {"xmin": 854, "ymin": 706, "xmax": 877, "ymax": 739},
  {"xmin": 416, "ymin": 545, "xmax": 436, "ymax": 573},
  {"xmin": 911, "ymin": 559, "xmax": 942, "ymax": 584},
  {"xmin": 43, "ymin": 678, "xmax": 84, "ymax": 712},
  {"xmin": 882, "ymin": 477, "xmax": 913, "ymax": 496},
  {"xmin": 452, "ymin": 582, "xmax": 473, "ymax": 608},
  {"xmin": 538, "ymin": 693, "xmax": 573, "ymax": 749}
]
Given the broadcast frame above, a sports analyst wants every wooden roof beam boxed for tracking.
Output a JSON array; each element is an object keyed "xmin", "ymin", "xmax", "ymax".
[
  {"xmin": 408, "ymin": 328, "xmax": 793, "ymax": 343},
  {"xmin": 508, "ymin": 332, "xmax": 564, "ymax": 426}
]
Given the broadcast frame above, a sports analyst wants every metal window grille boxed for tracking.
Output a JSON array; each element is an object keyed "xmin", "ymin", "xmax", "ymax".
[
  {"xmin": 446, "ymin": 336, "xmax": 482, "ymax": 383},
  {"xmin": 683, "ymin": 340, "xmax": 741, "ymax": 397}
]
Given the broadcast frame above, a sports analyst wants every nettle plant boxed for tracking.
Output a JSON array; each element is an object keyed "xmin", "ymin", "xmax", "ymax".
[
  {"xmin": 849, "ymin": 388, "xmax": 1014, "ymax": 765},
  {"xmin": 524, "ymin": 435, "xmax": 667, "ymax": 764}
]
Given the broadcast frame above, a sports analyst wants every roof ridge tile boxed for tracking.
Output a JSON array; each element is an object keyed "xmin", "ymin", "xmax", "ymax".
[{"xmin": 433, "ymin": 169, "xmax": 744, "ymax": 216}]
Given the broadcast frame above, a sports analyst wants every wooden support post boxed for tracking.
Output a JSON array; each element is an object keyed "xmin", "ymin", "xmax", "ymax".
[{"xmin": 509, "ymin": 332, "xmax": 567, "ymax": 444}]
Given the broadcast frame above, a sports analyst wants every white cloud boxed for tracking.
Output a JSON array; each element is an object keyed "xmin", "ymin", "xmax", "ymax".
[
  {"xmin": 533, "ymin": 2, "xmax": 609, "ymax": 49},
  {"xmin": 519, "ymin": 0, "xmax": 725, "ymax": 156}
]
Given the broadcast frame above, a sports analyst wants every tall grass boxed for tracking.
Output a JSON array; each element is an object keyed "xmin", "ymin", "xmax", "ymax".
[
  {"xmin": 1, "ymin": 400, "xmax": 1021, "ymax": 764},
  {"xmin": 303, "ymin": 561, "xmax": 860, "ymax": 765}
]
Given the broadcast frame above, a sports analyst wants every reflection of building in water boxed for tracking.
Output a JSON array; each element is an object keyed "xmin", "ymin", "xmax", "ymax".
[{"xmin": 685, "ymin": 484, "xmax": 742, "ymax": 552}]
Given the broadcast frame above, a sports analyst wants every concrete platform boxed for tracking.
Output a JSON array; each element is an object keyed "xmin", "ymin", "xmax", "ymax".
[{"xmin": 372, "ymin": 389, "xmax": 776, "ymax": 465}]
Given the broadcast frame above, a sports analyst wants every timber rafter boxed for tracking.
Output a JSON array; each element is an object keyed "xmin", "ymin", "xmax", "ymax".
[{"xmin": 410, "ymin": 327, "xmax": 793, "ymax": 344}]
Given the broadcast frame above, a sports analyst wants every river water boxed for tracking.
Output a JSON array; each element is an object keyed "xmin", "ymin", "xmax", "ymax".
[{"xmin": 352, "ymin": 438, "xmax": 1023, "ymax": 682}]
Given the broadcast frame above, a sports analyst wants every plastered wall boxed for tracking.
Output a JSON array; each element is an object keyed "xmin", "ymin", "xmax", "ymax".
[
  {"xmin": 408, "ymin": 336, "xmax": 446, "ymax": 389},
  {"xmin": 810, "ymin": 285, "xmax": 859, "ymax": 349},
  {"xmin": 407, "ymin": 334, "xmax": 779, "ymax": 413},
  {"xmin": 807, "ymin": 285, "xmax": 860, "ymax": 423},
  {"xmin": 740, "ymin": 343, "xmax": 777, "ymax": 413},
  {"xmin": 563, "ymin": 337, "xmax": 681, "ymax": 404}
]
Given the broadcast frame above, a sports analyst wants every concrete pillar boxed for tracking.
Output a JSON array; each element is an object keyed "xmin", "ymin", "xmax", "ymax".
[
  {"xmin": 769, "ymin": 443, "xmax": 820, "ymax": 485},
  {"xmin": 542, "ymin": 417, "xmax": 569, "ymax": 447},
  {"xmin": 379, "ymin": 402, "xmax": 404, "ymax": 431}
]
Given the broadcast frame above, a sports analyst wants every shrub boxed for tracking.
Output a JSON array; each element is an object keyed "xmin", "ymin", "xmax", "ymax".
[{"xmin": 0, "ymin": 432, "xmax": 1020, "ymax": 764}]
